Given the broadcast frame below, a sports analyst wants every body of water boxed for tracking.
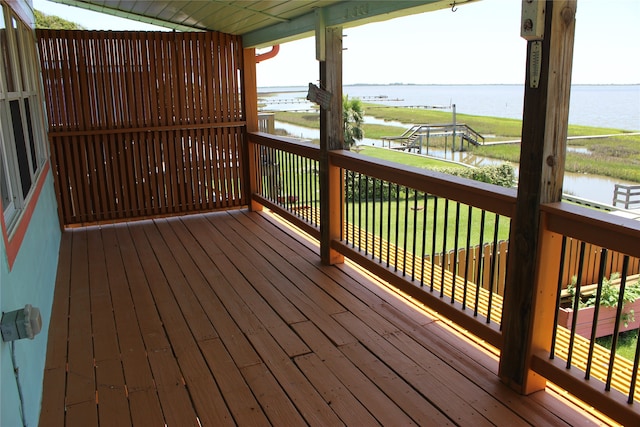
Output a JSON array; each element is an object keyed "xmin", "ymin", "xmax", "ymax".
[{"xmin": 260, "ymin": 84, "xmax": 640, "ymax": 131}]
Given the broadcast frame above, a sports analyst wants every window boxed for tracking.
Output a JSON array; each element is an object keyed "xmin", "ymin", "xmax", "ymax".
[{"xmin": 0, "ymin": 3, "xmax": 48, "ymax": 230}]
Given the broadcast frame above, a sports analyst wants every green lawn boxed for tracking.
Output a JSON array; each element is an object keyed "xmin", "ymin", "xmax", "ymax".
[
  {"xmin": 354, "ymin": 146, "xmax": 466, "ymax": 170},
  {"xmin": 274, "ymin": 148, "xmax": 509, "ymax": 255},
  {"xmin": 345, "ymin": 195, "xmax": 510, "ymax": 256},
  {"xmin": 596, "ymin": 330, "xmax": 638, "ymax": 361}
]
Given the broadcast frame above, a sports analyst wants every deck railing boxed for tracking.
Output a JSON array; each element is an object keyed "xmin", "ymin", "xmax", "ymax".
[
  {"xmin": 613, "ymin": 184, "xmax": 640, "ymax": 210},
  {"xmin": 248, "ymin": 132, "xmax": 321, "ymax": 238},
  {"xmin": 248, "ymin": 132, "xmax": 515, "ymax": 345},
  {"xmin": 530, "ymin": 203, "xmax": 640, "ymax": 425},
  {"xmin": 331, "ymin": 150, "xmax": 514, "ymax": 348},
  {"xmin": 247, "ymin": 132, "xmax": 640, "ymax": 424}
]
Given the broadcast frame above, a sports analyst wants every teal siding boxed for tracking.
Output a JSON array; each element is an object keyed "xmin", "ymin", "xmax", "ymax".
[{"xmin": 0, "ymin": 172, "xmax": 61, "ymax": 427}]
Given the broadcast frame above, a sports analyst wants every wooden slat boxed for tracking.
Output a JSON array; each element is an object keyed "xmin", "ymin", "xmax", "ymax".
[
  {"xmin": 182, "ymin": 215, "xmax": 311, "ymax": 358},
  {"xmin": 200, "ymin": 338, "xmax": 271, "ymax": 426},
  {"xmin": 86, "ymin": 228, "xmax": 119, "ymax": 362},
  {"xmin": 133, "ymin": 221, "xmax": 235, "ymax": 426},
  {"xmin": 340, "ymin": 340, "xmax": 452, "ymax": 425},
  {"xmin": 42, "ymin": 211, "xmax": 605, "ymax": 427},
  {"xmin": 37, "ymin": 30, "xmax": 246, "ymax": 224},
  {"xmin": 293, "ymin": 321, "xmax": 418, "ymax": 425},
  {"xmin": 145, "ymin": 348, "xmax": 199, "ymax": 425},
  {"xmin": 40, "ymin": 230, "xmax": 73, "ymax": 425},
  {"xmin": 95, "ymin": 358, "xmax": 131, "ymax": 426},
  {"xmin": 65, "ymin": 229, "xmax": 95, "ymax": 407},
  {"xmin": 336, "ymin": 311, "xmax": 497, "ymax": 426}
]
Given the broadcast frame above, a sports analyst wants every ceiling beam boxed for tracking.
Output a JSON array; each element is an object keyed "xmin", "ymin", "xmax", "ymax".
[
  {"xmin": 243, "ymin": 0, "xmax": 468, "ymax": 48},
  {"xmin": 49, "ymin": 0, "xmax": 203, "ymax": 32}
]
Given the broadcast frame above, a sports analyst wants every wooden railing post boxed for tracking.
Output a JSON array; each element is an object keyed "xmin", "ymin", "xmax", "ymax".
[
  {"xmin": 319, "ymin": 26, "xmax": 344, "ymax": 265},
  {"xmin": 242, "ymin": 47, "xmax": 263, "ymax": 212},
  {"xmin": 524, "ymin": 212, "xmax": 564, "ymax": 391},
  {"xmin": 500, "ymin": 0, "xmax": 577, "ymax": 393}
]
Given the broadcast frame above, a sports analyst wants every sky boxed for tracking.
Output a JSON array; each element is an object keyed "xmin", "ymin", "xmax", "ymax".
[{"xmin": 33, "ymin": 0, "xmax": 640, "ymax": 87}]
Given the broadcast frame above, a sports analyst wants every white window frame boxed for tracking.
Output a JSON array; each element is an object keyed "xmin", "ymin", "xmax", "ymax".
[{"xmin": 0, "ymin": 3, "xmax": 49, "ymax": 232}]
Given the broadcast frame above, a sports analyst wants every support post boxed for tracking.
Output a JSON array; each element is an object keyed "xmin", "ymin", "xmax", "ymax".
[
  {"xmin": 499, "ymin": 0, "xmax": 576, "ymax": 393},
  {"xmin": 319, "ymin": 27, "xmax": 344, "ymax": 265},
  {"xmin": 452, "ymin": 103, "xmax": 457, "ymax": 151},
  {"xmin": 242, "ymin": 48, "xmax": 263, "ymax": 211}
]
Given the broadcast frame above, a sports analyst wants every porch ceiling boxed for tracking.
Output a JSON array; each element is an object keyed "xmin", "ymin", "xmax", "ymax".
[{"xmin": 48, "ymin": 0, "xmax": 477, "ymax": 47}]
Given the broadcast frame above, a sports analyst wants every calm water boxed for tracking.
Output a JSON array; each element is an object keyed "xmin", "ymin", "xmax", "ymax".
[{"xmin": 260, "ymin": 84, "xmax": 640, "ymax": 131}]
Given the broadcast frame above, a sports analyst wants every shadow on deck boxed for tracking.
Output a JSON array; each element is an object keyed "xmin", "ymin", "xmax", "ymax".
[{"xmin": 40, "ymin": 210, "xmax": 603, "ymax": 426}]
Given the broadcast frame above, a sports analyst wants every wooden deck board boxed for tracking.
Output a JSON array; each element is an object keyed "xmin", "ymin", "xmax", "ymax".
[
  {"xmin": 292, "ymin": 320, "xmax": 418, "ymax": 426},
  {"xmin": 41, "ymin": 210, "xmax": 604, "ymax": 426}
]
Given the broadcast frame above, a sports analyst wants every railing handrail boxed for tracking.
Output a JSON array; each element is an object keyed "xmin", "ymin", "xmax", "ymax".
[
  {"xmin": 541, "ymin": 201, "xmax": 640, "ymax": 259},
  {"xmin": 532, "ymin": 201, "xmax": 640, "ymax": 425},
  {"xmin": 330, "ymin": 149, "xmax": 517, "ymax": 217},
  {"xmin": 249, "ymin": 131, "xmax": 320, "ymax": 160},
  {"xmin": 247, "ymin": 133, "xmax": 517, "ymax": 218}
]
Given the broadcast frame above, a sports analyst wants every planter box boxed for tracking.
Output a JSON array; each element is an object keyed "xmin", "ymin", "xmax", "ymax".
[{"xmin": 558, "ymin": 299, "xmax": 640, "ymax": 338}]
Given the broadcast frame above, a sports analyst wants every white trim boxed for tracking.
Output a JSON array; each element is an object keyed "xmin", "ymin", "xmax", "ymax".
[{"xmin": 0, "ymin": 3, "xmax": 49, "ymax": 233}]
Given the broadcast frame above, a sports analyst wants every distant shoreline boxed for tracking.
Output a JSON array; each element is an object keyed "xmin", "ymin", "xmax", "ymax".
[
  {"xmin": 259, "ymin": 84, "xmax": 640, "ymax": 131},
  {"xmin": 258, "ymin": 83, "xmax": 639, "ymax": 91}
]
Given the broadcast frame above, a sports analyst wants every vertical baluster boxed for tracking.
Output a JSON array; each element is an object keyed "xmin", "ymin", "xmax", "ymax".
[
  {"xmin": 302, "ymin": 156, "xmax": 309, "ymax": 222},
  {"xmin": 286, "ymin": 151, "xmax": 293, "ymax": 208},
  {"xmin": 364, "ymin": 175, "xmax": 369, "ymax": 256},
  {"xmin": 451, "ymin": 202, "xmax": 461, "ymax": 303},
  {"xmin": 430, "ymin": 197, "xmax": 438, "ymax": 291},
  {"xmin": 411, "ymin": 189, "xmax": 419, "ymax": 281},
  {"xmin": 345, "ymin": 171, "xmax": 351, "ymax": 245},
  {"xmin": 371, "ymin": 178, "xmax": 377, "ymax": 260},
  {"xmin": 357, "ymin": 172, "xmax": 362, "ymax": 250},
  {"xmin": 550, "ymin": 235, "xmax": 569, "ymax": 360},
  {"xmin": 379, "ymin": 179, "xmax": 385, "ymax": 264},
  {"xmin": 386, "ymin": 180, "xmax": 392, "ymax": 268},
  {"xmin": 463, "ymin": 206, "xmax": 473, "ymax": 310},
  {"xmin": 338, "ymin": 166, "xmax": 343, "ymax": 238},
  {"xmin": 276, "ymin": 148, "xmax": 284, "ymax": 203},
  {"xmin": 440, "ymin": 199, "xmax": 449, "ymax": 297},
  {"xmin": 297, "ymin": 155, "xmax": 303, "ymax": 219},
  {"xmin": 403, "ymin": 186, "xmax": 410, "ymax": 277},
  {"xmin": 394, "ymin": 184, "xmax": 400, "ymax": 272},
  {"xmin": 314, "ymin": 158, "xmax": 319, "ymax": 226},
  {"xmin": 487, "ymin": 215, "xmax": 500, "ymax": 323},
  {"xmin": 606, "ymin": 256, "xmax": 630, "ymax": 392},
  {"xmin": 585, "ymin": 248, "xmax": 608, "ymax": 379},
  {"xmin": 420, "ymin": 192, "xmax": 429, "ymax": 287},
  {"xmin": 474, "ymin": 210, "xmax": 486, "ymax": 317},
  {"xmin": 567, "ymin": 241, "xmax": 587, "ymax": 369},
  {"xmin": 629, "ymin": 319, "xmax": 640, "ymax": 403}
]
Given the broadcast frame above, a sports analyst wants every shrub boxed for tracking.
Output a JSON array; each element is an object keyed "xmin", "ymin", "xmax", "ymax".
[
  {"xmin": 567, "ymin": 273, "xmax": 640, "ymax": 327},
  {"xmin": 344, "ymin": 163, "xmax": 515, "ymax": 202},
  {"xmin": 434, "ymin": 163, "xmax": 516, "ymax": 188}
]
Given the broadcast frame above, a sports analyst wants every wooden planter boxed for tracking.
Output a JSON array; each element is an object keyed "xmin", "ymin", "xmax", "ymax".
[{"xmin": 558, "ymin": 299, "xmax": 640, "ymax": 339}]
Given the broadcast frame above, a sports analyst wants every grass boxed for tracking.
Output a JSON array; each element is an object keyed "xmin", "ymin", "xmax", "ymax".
[
  {"xmin": 345, "ymin": 196, "xmax": 510, "ymax": 256},
  {"xmin": 596, "ymin": 330, "xmax": 638, "ymax": 361},
  {"xmin": 355, "ymin": 146, "xmax": 466, "ymax": 170},
  {"xmin": 362, "ymin": 103, "xmax": 525, "ymax": 140},
  {"xmin": 273, "ymin": 145, "xmax": 508, "ymax": 255},
  {"xmin": 274, "ymin": 106, "xmax": 640, "ymax": 183}
]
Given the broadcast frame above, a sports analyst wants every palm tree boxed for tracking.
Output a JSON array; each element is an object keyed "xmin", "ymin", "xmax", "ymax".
[{"xmin": 343, "ymin": 95, "xmax": 364, "ymax": 149}]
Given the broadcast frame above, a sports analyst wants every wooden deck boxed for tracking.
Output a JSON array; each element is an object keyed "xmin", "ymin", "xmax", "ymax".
[{"xmin": 40, "ymin": 209, "xmax": 605, "ymax": 426}]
